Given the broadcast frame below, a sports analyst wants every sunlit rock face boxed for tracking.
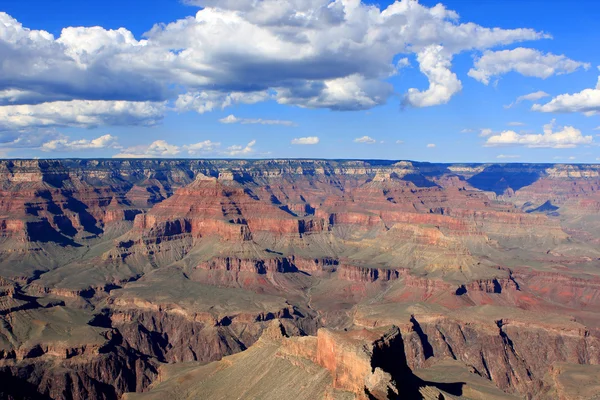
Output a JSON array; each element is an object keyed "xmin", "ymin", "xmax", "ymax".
[{"xmin": 1, "ymin": 159, "xmax": 600, "ymax": 399}]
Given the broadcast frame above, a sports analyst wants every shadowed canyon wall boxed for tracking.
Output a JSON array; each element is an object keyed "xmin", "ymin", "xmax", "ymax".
[{"xmin": 0, "ymin": 159, "xmax": 600, "ymax": 399}]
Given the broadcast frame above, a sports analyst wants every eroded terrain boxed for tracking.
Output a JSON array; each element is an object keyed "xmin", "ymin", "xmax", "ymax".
[{"xmin": 1, "ymin": 159, "xmax": 600, "ymax": 399}]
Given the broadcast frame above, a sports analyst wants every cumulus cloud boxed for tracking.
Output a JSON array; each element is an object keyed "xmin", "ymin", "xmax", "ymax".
[
  {"xmin": 40, "ymin": 134, "xmax": 120, "ymax": 152},
  {"xmin": 219, "ymin": 114, "xmax": 296, "ymax": 126},
  {"xmin": 485, "ymin": 120, "xmax": 593, "ymax": 148},
  {"xmin": 507, "ymin": 121, "xmax": 526, "ymax": 126},
  {"xmin": 469, "ymin": 48, "xmax": 589, "ymax": 85},
  {"xmin": 354, "ymin": 136, "xmax": 377, "ymax": 144},
  {"xmin": 532, "ymin": 71, "xmax": 600, "ymax": 115},
  {"xmin": 0, "ymin": 129, "xmax": 56, "ymax": 149},
  {"xmin": 175, "ymin": 91, "xmax": 270, "ymax": 114},
  {"xmin": 0, "ymin": 130, "xmax": 122, "ymax": 154},
  {"xmin": 275, "ymin": 75, "xmax": 393, "ymax": 111},
  {"xmin": 183, "ymin": 140, "xmax": 221, "ymax": 155},
  {"xmin": 395, "ymin": 140, "xmax": 404, "ymax": 144},
  {"xmin": 460, "ymin": 129, "xmax": 474, "ymax": 133},
  {"xmin": 404, "ymin": 46, "xmax": 462, "ymax": 107},
  {"xmin": 479, "ymin": 128, "xmax": 494, "ymax": 137},
  {"xmin": 0, "ymin": 100, "xmax": 166, "ymax": 131},
  {"xmin": 427, "ymin": 143, "xmax": 436, "ymax": 148},
  {"xmin": 223, "ymin": 140, "xmax": 257, "ymax": 156},
  {"xmin": 0, "ymin": 1, "xmax": 549, "ymax": 115},
  {"xmin": 0, "ymin": 1, "xmax": 556, "ymax": 156},
  {"xmin": 114, "ymin": 140, "xmax": 182, "ymax": 158},
  {"xmin": 291, "ymin": 137, "xmax": 319, "ymax": 145},
  {"xmin": 504, "ymin": 90, "xmax": 550, "ymax": 108},
  {"xmin": 114, "ymin": 139, "xmax": 226, "ymax": 158},
  {"xmin": 0, "ymin": 14, "xmax": 168, "ymax": 106}
]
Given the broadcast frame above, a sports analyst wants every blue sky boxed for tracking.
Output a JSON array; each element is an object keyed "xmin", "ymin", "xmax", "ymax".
[{"xmin": 1, "ymin": 0, "xmax": 599, "ymax": 162}]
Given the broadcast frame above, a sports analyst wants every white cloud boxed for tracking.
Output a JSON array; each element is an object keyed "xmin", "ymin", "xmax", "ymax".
[
  {"xmin": 404, "ymin": 45, "xmax": 462, "ymax": 107},
  {"xmin": 0, "ymin": 1, "xmax": 556, "ymax": 155},
  {"xmin": 354, "ymin": 136, "xmax": 377, "ymax": 144},
  {"xmin": 479, "ymin": 128, "xmax": 494, "ymax": 137},
  {"xmin": 427, "ymin": 143, "xmax": 436, "ymax": 148},
  {"xmin": 532, "ymin": 71, "xmax": 600, "ymax": 115},
  {"xmin": 183, "ymin": 140, "xmax": 221, "ymax": 155},
  {"xmin": 0, "ymin": 100, "xmax": 166, "ymax": 131},
  {"xmin": 469, "ymin": 48, "xmax": 589, "ymax": 85},
  {"xmin": 219, "ymin": 115, "xmax": 240, "ymax": 124},
  {"xmin": 114, "ymin": 140, "xmax": 182, "ymax": 158},
  {"xmin": 460, "ymin": 129, "xmax": 474, "ymax": 133},
  {"xmin": 396, "ymin": 57, "xmax": 411, "ymax": 70},
  {"xmin": 0, "ymin": 13, "xmax": 167, "ymax": 105},
  {"xmin": 275, "ymin": 75, "xmax": 393, "ymax": 111},
  {"xmin": 41, "ymin": 134, "xmax": 120, "ymax": 152},
  {"xmin": 518, "ymin": 91, "xmax": 550, "ymax": 102},
  {"xmin": 504, "ymin": 91, "xmax": 550, "ymax": 108},
  {"xmin": 0, "ymin": 130, "xmax": 123, "ymax": 154},
  {"xmin": 0, "ymin": 129, "xmax": 58, "ymax": 150},
  {"xmin": 291, "ymin": 137, "xmax": 319, "ymax": 145},
  {"xmin": 223, "ymin": 140, "xmax": 256, "ymax": 156},
  {"xmin": 395, "ymin": 140, "xmax": 404, "ymax": 144},
  {"xmin": 175, "ymin": 91, "xmax": 270, "ymax": 114},
  {"xmin": 219, "ymin": 114, "xmax": 296, "ymax": 126},
  {"xmin": 114, "ymin": 139, "xmax": 226, "ymax": 158},
  {"xmin": 485, "ymin": 120, "xmax": 593, "ymax": 148},
  {"xmin": 496, "ymin": 154, "xmax": 521, "ymax": 159},
  {"xmin": 594, "ymin": 126, "xmax": 600, "ymax": 131},
  {"xmin": 0, "ymin": 2, "xmax": 548, "ymax": 115},
  {"xmin": 553, "ymin": 156, "xmax": 577, "ymax": 161},
  {"xmin": 507, "ymin": 121, "xmax": 526, "ymax": 126}
]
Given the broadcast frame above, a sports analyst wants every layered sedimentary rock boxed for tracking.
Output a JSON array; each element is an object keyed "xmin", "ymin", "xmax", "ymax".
[
  {"xmin": 0, "ymin": 159, "xmax": 599, "ymax": 399},
  {"xmin": 128, "ymin": 320, "xmax": 520, "ymax": 400}
]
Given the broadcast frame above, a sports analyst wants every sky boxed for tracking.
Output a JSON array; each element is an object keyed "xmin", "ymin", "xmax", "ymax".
[{"xmin": 1, "ymin": 0, "xmax": 600, "ymax": 162}]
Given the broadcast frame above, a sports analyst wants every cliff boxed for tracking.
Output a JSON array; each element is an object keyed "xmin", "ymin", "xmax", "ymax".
[{"xmin": 0, "ymin": 159, "xmax": 599, "ymax": 399}]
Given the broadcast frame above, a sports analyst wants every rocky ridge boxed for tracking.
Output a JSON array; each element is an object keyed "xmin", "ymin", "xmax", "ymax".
[{"xmin": 0, "ymin": 159, "xmax": 600, "ymax": 399}]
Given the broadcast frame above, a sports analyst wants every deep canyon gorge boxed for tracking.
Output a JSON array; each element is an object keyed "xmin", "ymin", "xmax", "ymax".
[{"xmin": 0, "ymin": 159, "xmax": 599, "ymax": 399}]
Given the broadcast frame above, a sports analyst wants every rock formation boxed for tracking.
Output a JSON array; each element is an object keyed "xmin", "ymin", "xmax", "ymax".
[{"xmin": 0, "ymin": 159, "xmax": 599, "ymax": 399}]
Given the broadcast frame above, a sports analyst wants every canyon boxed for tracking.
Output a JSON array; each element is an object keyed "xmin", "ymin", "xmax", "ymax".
[{"xmin": 0, "ymin": 159, "xmax": 599, "ymax": 399}]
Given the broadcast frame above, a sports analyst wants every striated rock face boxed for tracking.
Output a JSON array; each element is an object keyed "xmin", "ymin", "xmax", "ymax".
[
  {"xmin": 1, "ymin": 159, "xmax": 600, "ymax": 399},
  {"xmin": 316, "ymin": 327, "xmax": 402, "ymax": 398},
  {"xmin": 136, "ymin": 320, "xmax": 537, "ymax": 400},
  {"xmin": 511, "ymin": 269, "xmax": 600, "ymax": 312},
  {"xmin": 130, "ymin": 175, "xmax": 326, "ymax": 244},
  {"xmin": 110, "ymin": 307, "xmax": 296, "ymax": 364},
  {"xmin": 127, "ymin": 322, "xmax": 457, "ymax": 400},
  {"xmin": 101, "ymin": 267, "xmax": 318, "ymax": 364},
  {"xmin": 407, "ymin": 315, "xmax": 598, "ymax": 397},
  {"xmin": 354, "ymin": 305, "xmax": 600, "ymax": 399},
  {"xmin": 0, "ymin": 342, "xmax": 159, "ymax": 400},
  {"xmin": 336, "ymin": 264, "xmax": 403, "ymax": 283},
  {"xmin": 0, "ymin": 278, "xmax": 158, "ymax": 400},
  {"xmin": 195, "ymin": 256, "xmax": 298, "ymax": 275}
]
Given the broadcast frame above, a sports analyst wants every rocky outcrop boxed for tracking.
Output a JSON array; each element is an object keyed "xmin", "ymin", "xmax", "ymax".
[
  {"xmin": 316, "ymin": 327, "xmax": 401, "ymax": 398},
  {"xmin": 1, "ymin": 159, "xmax": 600, "ymax": 399},
  {"xmin": 511, "ymin": 269, "xmax": 600, "ymax": 311},
  {"xmin": 195, "ymin": 257, "xmax": 297, "ymax": 275},
  {"xmin": 399, "ymin": 310, "xmax": 599, "ymax": 398},
  {"xmin": 336, "ymin": 264, "xmax": 403, "ymax": 283},
  {"xmin": 0, "ymin": 340, "xmax": 159, "ymax": 400}
]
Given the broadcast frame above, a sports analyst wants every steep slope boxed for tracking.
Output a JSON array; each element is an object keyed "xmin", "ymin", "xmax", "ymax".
[{"xmin": 0, "ymin": 159, "xmax": 599, "ymax": 399}]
